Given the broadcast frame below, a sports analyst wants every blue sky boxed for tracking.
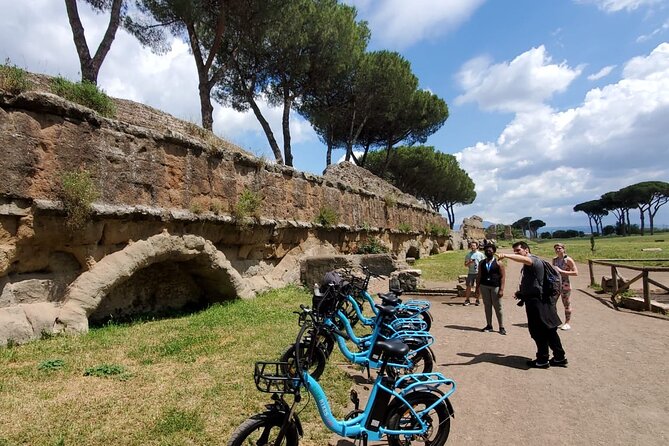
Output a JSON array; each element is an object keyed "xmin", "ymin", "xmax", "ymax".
[{"xmin": 1, "ymin": 0, "xmax": 668, "ymax": 229}]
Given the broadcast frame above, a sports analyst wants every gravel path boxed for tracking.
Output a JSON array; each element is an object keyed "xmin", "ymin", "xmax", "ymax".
[{"xmin": 332, "ymin": 254, "xmax": 669, "ymax": 445}]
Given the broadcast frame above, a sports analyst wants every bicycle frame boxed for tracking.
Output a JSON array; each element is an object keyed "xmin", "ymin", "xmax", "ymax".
[
  {"xmin": 332, "ymin": 309, "xmax": 434, "ymax": 357},
  {"xmin": 302, "ymin": 369, "xmax": 456, "ymax": 440},
  {"xmin": 344, "ymin": 295, "xmax": 429, "ymax": 333}
]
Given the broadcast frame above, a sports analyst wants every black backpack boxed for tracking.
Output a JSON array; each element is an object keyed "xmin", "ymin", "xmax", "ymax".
[{"xmin": 540, "ymin": 260, "xmax": 561, "ymax": 304}]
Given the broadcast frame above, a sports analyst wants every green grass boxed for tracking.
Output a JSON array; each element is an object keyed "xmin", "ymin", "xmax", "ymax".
[
  {"xmin": 416, "ymin": 234, "xmax": 669, "ymax": 283},
  {"xmin": 50, "ymin": 76, "xmax": 116, "ymax": 118},
  {"xmin": 528, "ymin": 235, "xmax": 669, "ymax": 266},
  {"xmin": 0, "ymin": 286, "xmax": 351, "ymax": 446},
  {"xmin": 415, "ymin": 251, "xmax": 464, "ymax": 282}
]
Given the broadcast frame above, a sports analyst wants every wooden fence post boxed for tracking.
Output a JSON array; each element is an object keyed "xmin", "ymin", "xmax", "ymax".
[
  {"xmin": 642, "ymin": 270, "xmax": 650, "ymax": 311},
  {"xmin": 589, "ymin": 260, "xmax": 595, "ymax": 286}
]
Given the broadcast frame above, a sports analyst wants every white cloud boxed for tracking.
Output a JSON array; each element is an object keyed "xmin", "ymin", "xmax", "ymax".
[
  {"xmin": 587, "ymin": 65, "xmax": 616, "ymax": 80},
  {"xmin": 344, "ymin": 0, "xmax": 486, "ymax": 49},
  {"xmin": 456, "ymin": 43, "xmax": 669, "ymax": 226},
  {"xmin": 454, "ymin": 46, "xmax": 582, "ymax": 113},
  {"xmin": 636, "ymin": 19, "xmax": 669, "ymax": 42},
  {"xmin": 576, "ymin": 0, "xmax": 665, "ymax": 12}
]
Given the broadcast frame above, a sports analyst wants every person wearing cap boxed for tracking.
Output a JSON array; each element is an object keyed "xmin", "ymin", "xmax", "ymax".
[
  {"xmin": 475, "ymin": 244, "xmax": 506, "ymax": 335},
  {"xmin": 552, "ymin": 243, "xmax": 578, "ymax": 330}
]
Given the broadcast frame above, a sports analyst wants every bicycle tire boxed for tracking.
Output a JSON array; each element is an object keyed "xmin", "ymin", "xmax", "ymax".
[
  {"xmin": 385, "ymin": 391, "xmax": 451, "ymax": 446},
  {"xmin": 227, "ymin": 413, "xmax": 299, "ymax": 446},
  {"xmin": 280, "ymin": 341, "xmax": 327, "ymax": 381},
  {"xmin": 389, "ymin": 346, "xmax": 434, "ymax": 377}
]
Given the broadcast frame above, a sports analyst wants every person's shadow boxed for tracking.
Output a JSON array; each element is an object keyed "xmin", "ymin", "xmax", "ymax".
[
  {"xmin": 444, "ymin": 324, "xmax": 484, "ymax": 332},
  {"xmin": 441, "ymin": 352, "xmax": 531, "ymax": 370}
]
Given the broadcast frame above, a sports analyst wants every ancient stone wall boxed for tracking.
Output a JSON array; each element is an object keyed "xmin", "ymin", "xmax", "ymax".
[{"xmin": 0, "ymin": 83, "xmax": 449, "ymax": 345}]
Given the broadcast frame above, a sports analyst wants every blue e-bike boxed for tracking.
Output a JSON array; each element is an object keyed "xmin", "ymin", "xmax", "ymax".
[{"xmin": 227, "ymin": 312, "xmax": 456, "ymax": 446}]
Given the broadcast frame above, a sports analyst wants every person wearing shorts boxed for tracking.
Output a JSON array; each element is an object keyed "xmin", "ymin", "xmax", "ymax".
[
  {"xmin": 463, "ymin": 241, "xmax": 484, "ymax": 306},
  {"xmin": 552, "ymin": 243, "xmax": 578, "ymax": 330}
]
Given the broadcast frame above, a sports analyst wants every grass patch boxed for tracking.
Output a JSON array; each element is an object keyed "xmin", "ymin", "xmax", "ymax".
[
  {"xmin": 154, "ymin": 407, "xmax": 205, "ymax": 435},
  {"xmin": 38, "ymin": 359, "xmax": 65, "ymax": 372},
  {"xmin": 415, "ymin": 251, "xmax": 465, "ymax": 282},
  {"xmin": 0, "ymin": 59, "xmax": 32, "ymax": 94},
  {"xmin": 50, "ymin": 76, "xmax": 116, "ymax": 118},
  {"xmin": 528, "ymin": 235, "xmax": 669, "ymax": 266},
  {"xmin": 0, "ymin": 285, "xmax": 351, "ymax": 445},
  {"xmin": 83, "ymin": 363, "xmax": 129, "ymax": 380}
]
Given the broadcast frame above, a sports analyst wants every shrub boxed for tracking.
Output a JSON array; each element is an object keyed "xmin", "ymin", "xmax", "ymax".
[
  {"xmin": 314, "ymin": 206, "xmax": 339, "ymax": 226},
  {"xmin": 0, "ymin": 59, "xmax": 32, "ymax": 94},
  {"xmin": 384, "ymin": 194, "xmax": 397, "ymax": 208},
  {"xmin": 50, "ymin": 77, "xmax": 116, "ymax": 118},
  {"xmin": 357, "ymin": 237, "xmax": 389, "ymax": 254},
  {"xmin": 233, "ymin": 189, "xmax": 262, "ymax": 221},
  {"xmin": 59, "ymin": 169, "xmax": 100, "ymax": 230},
  {"xmin": 210, "ymin": 198, "xmax": 224, "ymax": 214},
  {"xmin": 426, "ymin": 223, "xmax": 450, "ymax": 237},
  {"xmin": 398, "ymin": 222, "xmax": 412, "ymax": 233}
]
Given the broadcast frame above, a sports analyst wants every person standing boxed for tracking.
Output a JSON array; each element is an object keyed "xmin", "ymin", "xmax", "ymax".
[
  {"xmin": 498, "ymin": 241, "xmax": 567, "ymax": 368},
  {"xmin": 463, "ymin": 241, "xmax": 485, "ymax": 306},
  {"xmin": 552, "ymin": 243, "xmax": 578, "ymax": 330},
  {"xmin": 475, "ymin": 244, "xmax": 506, "ymax": 334}
]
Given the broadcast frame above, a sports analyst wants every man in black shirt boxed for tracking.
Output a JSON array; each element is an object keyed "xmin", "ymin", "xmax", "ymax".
[{"xmin": 498, "ymin": 241, "xmax": 568, "ymax": 368}]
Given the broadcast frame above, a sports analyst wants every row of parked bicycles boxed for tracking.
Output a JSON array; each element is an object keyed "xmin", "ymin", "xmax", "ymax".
[{"xmin": 227, "ymin": 267, "xmax": 456, "ymax": 446}]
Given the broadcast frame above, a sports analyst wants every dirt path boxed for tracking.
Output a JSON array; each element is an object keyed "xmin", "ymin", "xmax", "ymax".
[{"xmin": 333, "ymin": 255, "xmax": 669, "ymax": 445}]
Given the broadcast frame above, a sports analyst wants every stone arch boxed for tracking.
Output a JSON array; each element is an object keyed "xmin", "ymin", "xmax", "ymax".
[
  {"xmin": 406, "ymin": 245, "xmax": 421, "ymax": 260},
  {"xmin": 56, "ymin": 232, "xmax": 254, "ymax": 334}
]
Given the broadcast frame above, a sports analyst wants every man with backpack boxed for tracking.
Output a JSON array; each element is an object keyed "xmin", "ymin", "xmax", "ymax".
[{"xmin": 498, "ymin": 241, "xmax": 568, "ymax": 369}]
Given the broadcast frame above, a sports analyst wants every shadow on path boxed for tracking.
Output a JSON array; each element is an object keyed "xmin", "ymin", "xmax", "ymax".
[
  {"xmin": 444, "ymin": 324, "xmax": 483, "ymax": 332},
  {"xmin": 441, "ymin": 352, "xmax": 531, "ymax": 370}
]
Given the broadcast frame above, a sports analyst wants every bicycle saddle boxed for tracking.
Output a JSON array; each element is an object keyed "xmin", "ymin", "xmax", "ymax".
[
  {"xmin": 374, "ymin": 304, "xmax": 397, "ymax": 317},
  {"xmin": 377, "ymin": 292, "xmax": 400, "ymax": 306},
  {"xmin": 375, "ymin": 338, "xmax": 410, "ymax": 357}
]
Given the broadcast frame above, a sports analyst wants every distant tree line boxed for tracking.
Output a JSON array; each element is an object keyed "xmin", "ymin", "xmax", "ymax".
[
  {"xmin": 574, "ymin": 181, "xmax": 669, "ymax": 236},
  {"xmin": 61, "ymin": 0, "xmax": 475, "ymax": 227}
]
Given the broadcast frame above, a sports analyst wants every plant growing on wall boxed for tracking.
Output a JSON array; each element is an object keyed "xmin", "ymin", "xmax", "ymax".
[
  {"xmin": 59, "ymin": 169, "xmax": 100, "ymax": 230},
  {"xmin": 314, "ymin": 206, "xmax": 339, "ymax": 226},
  {"xmin": 0, "ymin": 59, "xmax": 32, "ymax": 94},
  {"xmin": 357, "ymin": 237, "xmax": 388, "ymax": 254},
  {"xmin": 233, "ymin": 189, "xmax": 262, "ymax": 221},
  {"xmin": 398, "ymin": 222, "xmax": 412, "ymax": 233},
  {"xmin": 50, "ymin": 76, "xmax": 116, "ymax": 118}
]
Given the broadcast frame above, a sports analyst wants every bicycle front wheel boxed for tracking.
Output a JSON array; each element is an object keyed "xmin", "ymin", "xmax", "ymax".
[
  {"xmin": 227, "ymin": 413, "xmax": 299, "ymax": 446},
  {"xmin": 280, "ymin": 341, "xmax": 327, "ymax": 380},
  {"xmin": 385, "ymin": 391, "xmax": 451, "ymax": 446}
]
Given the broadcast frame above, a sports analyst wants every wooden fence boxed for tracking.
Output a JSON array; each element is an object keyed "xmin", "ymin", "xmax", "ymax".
[{"xmin": 588, "ymin": 259, "xmax": 669, "ymax": 310}]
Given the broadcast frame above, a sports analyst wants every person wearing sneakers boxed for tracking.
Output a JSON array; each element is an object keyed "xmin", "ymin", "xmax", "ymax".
[
  {"xmin": 475, "ymin": 244, "xmax": 506, "ymax": 334},
  {"xmin": 498, "ymin": 241, "xmax": 568, "ymax": 369},
  {"xmin": 552, "ymin": 243, "xmax": 578, "ymax": 330},
  {"xmin": 463, "ymin": 241, "xmax": 485, "ymax": 306}
]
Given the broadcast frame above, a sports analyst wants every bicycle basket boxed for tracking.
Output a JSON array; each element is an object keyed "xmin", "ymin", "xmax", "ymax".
[{"xmin": 254, "ymin": 361, "xmax": 299, "ymax": 394}]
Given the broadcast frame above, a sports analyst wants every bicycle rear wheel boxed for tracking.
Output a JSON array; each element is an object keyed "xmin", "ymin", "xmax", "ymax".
[
  {"xmin": 227, "ymin": 413, "xmax": 299, "ymax": 446},
  {"xmin": 389, "ymin": 346, "xmax": 434, "ymax": 378},
  {"xmin": 385, "ymin": 391, "xmax": 451, "ymax": 446}
]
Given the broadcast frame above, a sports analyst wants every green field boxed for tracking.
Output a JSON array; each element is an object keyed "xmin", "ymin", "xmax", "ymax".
[
  {"xmin": 416, "ymin": 234, "xmax": 669, "ymax": 283},
  {"xmin": 0, "ymin": 286, "xmax": 351, "ymax": 446}
]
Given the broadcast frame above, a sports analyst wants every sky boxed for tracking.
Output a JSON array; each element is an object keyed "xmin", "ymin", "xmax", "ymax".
[{"xmin": 1, "ymin": 0, "xmax": 668, "ymax": 230}]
